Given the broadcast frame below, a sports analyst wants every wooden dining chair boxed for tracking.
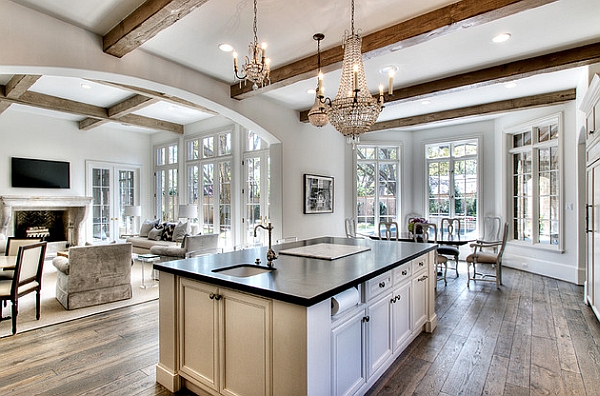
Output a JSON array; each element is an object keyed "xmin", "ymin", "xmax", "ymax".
[
  {"xmin": 438, "ymin": 218, "xmax": 461, "ymax": 277},
  {"xmin": 413, "ymin": 223, "xmax": 449, "ymax": 286},
  {"xmin": 466, "ymin": 223, "xmax": 508, "ymax": 289},
  {"xmin": 379, "ymin": 221, "xmax": 399, "ymax": 241},
  {"xmin": 5, "ymin": 237, "xmax": 43, "ymax": 256},
  {"xmin": 345, "ymin": 218, "xmax": 369, "ymax": 239},
  {"xmin": 0, "ymin": 241, "xmax": 47, "ymax": 335}
]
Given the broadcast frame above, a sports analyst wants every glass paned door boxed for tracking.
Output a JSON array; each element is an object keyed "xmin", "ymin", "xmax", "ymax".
[
  {"xmin": 244, "ymin": 156, "xmax": 263, "ymax": 246},
  {"xmin": 88, "ymin": 162, "xmax": 140, "ymax": 242}
]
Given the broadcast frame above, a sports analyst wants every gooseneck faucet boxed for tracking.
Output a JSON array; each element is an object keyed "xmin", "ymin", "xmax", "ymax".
[{"xmin": 253, "ymin": 222, "xmax": 277, "ymax": 267}]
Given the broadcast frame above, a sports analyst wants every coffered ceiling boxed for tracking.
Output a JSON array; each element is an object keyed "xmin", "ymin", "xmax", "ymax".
[{"xmin": 2, "ymin": 0, "xmax": 600, "ymax": 134}]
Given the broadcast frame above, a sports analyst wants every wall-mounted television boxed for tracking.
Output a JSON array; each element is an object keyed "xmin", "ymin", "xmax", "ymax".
[{"xmin": 11, "ymin": 157, "xmax": 70, "ymax": 189}]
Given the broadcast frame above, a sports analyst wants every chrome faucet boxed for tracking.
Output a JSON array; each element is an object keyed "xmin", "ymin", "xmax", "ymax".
[{"xmin": 253, "ymin": 222, "xmax": 277, "ymax": 267}]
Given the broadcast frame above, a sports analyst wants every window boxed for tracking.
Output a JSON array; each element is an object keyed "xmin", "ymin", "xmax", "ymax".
[
  {"xmin": 155, "ymin": 142, "xmax": 178, "ymax": 221},
  {"xmin": 508, "ymin": 114, "xmax": 561, "ymax": 247},
  {"xmin": 355, "ymin": 145, "xmax": 400, "ymax": 235},
  {"xmin": 243, "ymin": 130, "xmax": 270, "ymax": 247},
  {"xmin": 426, "ymin": 139, "xmax": 479, "ymax": 238},
  {"xmin": 186, "ymin": 131, "xmax": 233, "ymax": 244}
]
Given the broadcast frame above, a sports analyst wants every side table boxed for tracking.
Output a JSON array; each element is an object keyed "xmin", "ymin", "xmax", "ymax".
[{"xmin": 135, "ymin": 254, "xmax": 160, "ymax": 289}]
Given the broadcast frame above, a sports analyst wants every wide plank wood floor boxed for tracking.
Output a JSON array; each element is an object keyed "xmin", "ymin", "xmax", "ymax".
[{"xmin": 1, "ymin": 264, "xmax": 599, "ymax": 395}]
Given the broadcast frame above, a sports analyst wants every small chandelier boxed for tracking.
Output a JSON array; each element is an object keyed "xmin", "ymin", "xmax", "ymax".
[
  {"xmin": 328, "ymin": 0, "xmax": 386, "ymax": 143},
  {"xmin": 308, "ymin": 33, "xmax": 330, "ymax": 128},
  {"xmin": 233, "ymin": 0, "xmax": 270, "ymax": 90}
]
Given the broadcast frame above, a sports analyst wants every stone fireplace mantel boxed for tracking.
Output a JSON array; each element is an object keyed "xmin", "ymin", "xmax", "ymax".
[{"xmin": 0, "ymin": 195, "xmax": 93, "ymax": 246}]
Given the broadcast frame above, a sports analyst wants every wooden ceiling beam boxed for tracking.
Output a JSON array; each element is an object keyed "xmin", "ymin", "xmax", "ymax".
[
  {"xmin": 368, "ymin": 89, "xmax": 575, "ymax": 131},
  {"xmin": 231, "ymin": 0, "xmax": 559, "ymax": 99},
  {"xmin": 80, "ymin": 94, "xmax": 159, "ymax": 130},
  {"xmin": 299, "ymin": 42, "xmax": 600, "ymax": 123},
  {"xmin": 0, "ymin": 89, "xmax": 183, "ymax": 134},
  {"xmin": 0, "ymin": 75, "xmax": 41, "ymax": 116},
  {"xmin": 103, "ymin": 0, "xmax": 210, "ymax": 58}
]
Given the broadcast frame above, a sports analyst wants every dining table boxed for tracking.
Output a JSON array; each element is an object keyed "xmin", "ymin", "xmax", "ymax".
[{"xmin": 0, "ymin": 255, "xmax": 17, "ymax": 270}]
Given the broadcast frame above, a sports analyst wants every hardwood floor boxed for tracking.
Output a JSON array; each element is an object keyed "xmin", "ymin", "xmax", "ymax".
[{"xmin": 0, "ymin": 264, "xmax": 599, "ymax": 395}]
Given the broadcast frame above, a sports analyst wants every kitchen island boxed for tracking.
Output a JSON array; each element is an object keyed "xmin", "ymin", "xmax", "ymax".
[{"xmin": 154, "ymin": 236, "xmax": 438, "ymax": 396}]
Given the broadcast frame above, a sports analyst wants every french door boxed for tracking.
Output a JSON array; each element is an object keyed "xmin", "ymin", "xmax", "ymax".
[
  {"xmin": 242, "ymin": 151, "xmax": 269, "ymax": 247},
  {"xmin": 86, "ymin": 161, "xmax": 140, "ymax": 242}
]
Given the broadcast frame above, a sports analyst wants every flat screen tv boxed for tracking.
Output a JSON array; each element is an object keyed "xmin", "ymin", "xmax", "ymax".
[{"xmin": 11, "ymin": 157, "xmax": 70, "ymax": 189}]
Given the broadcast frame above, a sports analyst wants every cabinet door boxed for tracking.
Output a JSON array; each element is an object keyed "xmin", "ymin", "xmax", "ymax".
[
  {"xmin": 179, "ymin": 279, "xmax": 220, "ymax": 391},
  {"xmin": 412, "ymin": 272, "xmax": 429, "ymax": 330},
  {"xmin": 594, "ymin": 165, "xmax": 600, "ymax": 315},
  {"xmin": 366, "ymin": 293, "xmax": 393, "ymax": 378},
  {"xmin": 331, "ymin": 309, "xmax": 366, "ymax": 396},
  {"xmin": 391, "ymin": 281, "xmax": 412, "ymax": 351},
  {"xmin": 221, "ymin": 289, "xmax": 272, "ymax": 396}
]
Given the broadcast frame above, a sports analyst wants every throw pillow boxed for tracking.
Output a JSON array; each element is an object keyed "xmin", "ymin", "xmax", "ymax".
[
  {"xmin": 147, "ymin": 226, "xmax": 163, "ymax": 241},
  {"xmin": 139, "ymin": 219, "xmax": 159, "ymax": 237},
  {"xmin": 162, "ymin": 222, "xmax": 177, "ymax": 241},
  {"xmin": 173, "ymin": 220, "xmax": 188, "ymax": 242}
]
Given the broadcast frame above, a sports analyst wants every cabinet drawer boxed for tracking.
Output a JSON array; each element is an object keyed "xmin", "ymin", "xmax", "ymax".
[
  {"xmin": 392, "ymin": 262, "xmax": 412, "ymax": 284},
  {"xmin": 411, "ymin": 256, "xmax": 428, "ymax": 274},
  {"xmin": 365, "ymin": 271, "xmax": 392, "ymax": 301}
]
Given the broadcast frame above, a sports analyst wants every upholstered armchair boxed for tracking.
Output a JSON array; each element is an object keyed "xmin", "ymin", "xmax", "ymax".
[
  {"xmin": 149, "ymin": 234, "xmax": 219, "ymax": 258},
  {"xmin": 52, "ymin": 243, "xmax": 133, "ymax": 310}
]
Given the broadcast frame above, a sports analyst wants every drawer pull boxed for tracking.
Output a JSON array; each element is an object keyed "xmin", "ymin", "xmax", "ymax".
[
  {"xmin": 379, "ymin": 281, "xmax": 386, "ymax": 288},
  {"xmin": 418, "ymin": 275, "xmax": 428, "ymax": 282},
  {"xmin": 418, "ymin": 261, "xmax": 425, "ymax": 267},
  {"xmin": 402, "ymin": 270, "xmax": 408, "ymax": 276}
]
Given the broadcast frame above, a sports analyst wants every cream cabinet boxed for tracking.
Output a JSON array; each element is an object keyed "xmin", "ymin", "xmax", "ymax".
[
  {"xmin": 178, "ymin": 278, "xmax": 273, "ymax": 396},
  {"xmin": 583, "ymin": 73, "xmax": 600, "ymax": 323},
  {"xmin": 411, "ymin": 257, "xmax": 429, "ymax": 330},
  {"xmin": 331, "ymin": 307, "xmax": 367, "ymax": 396}
]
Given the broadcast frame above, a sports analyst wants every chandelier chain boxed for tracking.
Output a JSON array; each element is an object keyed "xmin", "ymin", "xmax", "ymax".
[
  {"xmin": 351, "ymin": 0, "xmax": 355, "ymax": 35},
  {"xmin": 253, "ymin": 0, "xmax": 258, "ymax": 45}
]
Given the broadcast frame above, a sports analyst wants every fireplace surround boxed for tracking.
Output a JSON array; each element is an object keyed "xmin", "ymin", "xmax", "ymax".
[{"xmin": 0, "ymin": 196, "xmax": 92, "ymax": 248}]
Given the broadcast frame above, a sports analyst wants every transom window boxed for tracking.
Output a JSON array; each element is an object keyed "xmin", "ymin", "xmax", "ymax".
[
  {"xmin": 355, "ymin": 145, "xmax": 400, "ymax": 235},
  {"xmin": 508, "ymin": 113, "xmax": 561, "ymax": 247}
]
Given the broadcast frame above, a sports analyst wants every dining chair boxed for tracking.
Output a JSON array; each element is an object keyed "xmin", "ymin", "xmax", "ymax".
[
  {"xmin": 438, "ymin": 218, "xmax": 461, "ymax": 277},
  {"xmin": 481, "ymin": 216, "xmax": 502, "ymax": 252},
  {"xmin": 413, "ymin": 223, "xmax": 449, "ymax": 286},
  {"xmin": 0, "ymin": 241, "xmax": 47, "ymax": 335},
  {"xmin": 379, "ymin": 221, "xmax": 399, "ymax": 241},
  {"xmin": 345, "ymin": 218, "xmax": 369, "ymax": 239},
  {"xmin": 466, "ymin": 223, "xmax": 508, "ymax": 289},
  {"xmin": 5, "ymin": 237, "xmax": 43, "ymax": 256}
]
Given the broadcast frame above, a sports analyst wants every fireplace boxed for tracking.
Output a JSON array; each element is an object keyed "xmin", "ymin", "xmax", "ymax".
[{"xmin": 0, "ymin": 196, "xmax": 92, "ymax": 248}]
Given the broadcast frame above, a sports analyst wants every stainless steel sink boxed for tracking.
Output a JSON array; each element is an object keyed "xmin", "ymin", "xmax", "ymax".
[{"xmin": 212, "ymin": 264, "xmax": 275, "ymax": 277}]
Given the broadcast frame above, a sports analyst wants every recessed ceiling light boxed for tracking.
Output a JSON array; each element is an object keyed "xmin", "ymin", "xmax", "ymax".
[
  {"xmin": 219, "ymin": 43, "xmax": 234, "ymax": 52},
  {"xmin": 307, "ymin": 88, "xmax": 316, "ymax": 95},
  {"xmin": 379, "ymin": 65, "xmax": 399, "ymax": 75},
  {"xmin": 505, "ymin": 82, "xmax": 518, "ymax": 89},
  {"xmin": 492, "ymin": 33, "xmax": 511, "ymax": 43},
  {"xmin": 80, "ymin": 83, "xmax": 91, "ymax": 89},
  {"xmin": 421, "ymin": 100, "xmax": 431, "ymax": 105}
]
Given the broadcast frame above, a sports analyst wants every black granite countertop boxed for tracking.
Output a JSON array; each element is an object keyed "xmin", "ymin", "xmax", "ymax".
[{"xmin": 154, "ymin": 236, "xmax": 437, "ymax": 306}]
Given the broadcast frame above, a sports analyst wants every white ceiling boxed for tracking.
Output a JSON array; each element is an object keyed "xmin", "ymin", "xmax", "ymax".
[{"xmin": 4, "ymin": 0, "xmax": 600, "ymax": 132}]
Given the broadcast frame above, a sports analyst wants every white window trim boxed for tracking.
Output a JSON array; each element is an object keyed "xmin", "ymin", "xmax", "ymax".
[{"xmin": 505, "ymin": 112, "xmax": 563, "ymax": 252}]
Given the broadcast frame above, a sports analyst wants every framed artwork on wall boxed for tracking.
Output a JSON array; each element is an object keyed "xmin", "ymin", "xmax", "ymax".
[{"xmin": 304, "ymin": 174, "xmax": 334, "ymax": 214}]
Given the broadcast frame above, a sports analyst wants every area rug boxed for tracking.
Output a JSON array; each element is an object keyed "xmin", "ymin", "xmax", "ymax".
[{"xmin": 0, "ymin": 259, "xmax": 159, "ymax": 338}]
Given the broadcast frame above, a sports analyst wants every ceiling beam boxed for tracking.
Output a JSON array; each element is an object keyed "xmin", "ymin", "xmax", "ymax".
[
  {"xmin": 299, "ymin": 42, "xmax": 600, "ymax": 123},
  {"xmin": 0, "ymin": 75, "xmax": 41, "ymax": 116},
  {"xmin": 79, "ymin": 94, "xmax": 159, "ymax": 130},
  {"xmin": 231, "ymin": 0, "xmax": 559, "ymax": 99},
  {"xmin": 0, "ymin": 89, "xmax": 183, "ymax": 134},
  {"xmin": 103, "ymin": 0, "xmax": 210, "ymax": 58},
  {"xmin": 368, "ymin": 89, "xmax": 575, "ymax": 131}
]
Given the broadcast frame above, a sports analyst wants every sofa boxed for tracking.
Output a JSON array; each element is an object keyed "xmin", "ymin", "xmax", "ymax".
[
  {"xmin": 126, "ymin": 219, "xmax": 197, "ymax": 254},
  {"xmin": 149, "ymin": 233, "xmax": 219, "ymax": 258},
  {"xmin": 52, "ymin": 243, "xmax": 133, "ymax": 310}
]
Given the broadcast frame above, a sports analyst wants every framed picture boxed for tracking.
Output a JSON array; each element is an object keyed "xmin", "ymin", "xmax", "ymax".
[{"xmin": 304, "ymin": 174, "xmax": 334, "ymax": 214}]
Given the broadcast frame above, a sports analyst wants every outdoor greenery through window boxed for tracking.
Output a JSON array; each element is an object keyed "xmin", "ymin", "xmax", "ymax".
[
  {"xmin": 426, "ymin": 139, "xmax": 478, "ymax": 238},
  {"xmin": 356, "ymin": 145, "xmax": 400, "ymax": 235},
  {"xmin": 508, "ymin": 114, "xmax": 561, "ymax": 246},
  {"xmin": 155, "ymin": 142, "xmax": 178, "ymax": 221}
]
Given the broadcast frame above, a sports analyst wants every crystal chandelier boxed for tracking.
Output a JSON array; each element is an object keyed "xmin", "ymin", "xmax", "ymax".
[
  {"xmin": 308, "ymin": 33, "xmax": 330, "ymax": 128},
  {"xmin": 328, "ymin": 0, "xmax": 384, "ymax": 143},
  {"xmin": 233, "ymin": 0, "xmax": 270, "ymax": 90}
]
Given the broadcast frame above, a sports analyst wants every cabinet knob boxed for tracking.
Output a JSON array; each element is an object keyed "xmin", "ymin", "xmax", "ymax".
[
  {"xmin": 402, "ymin": 270, "xmax": 408, "ymax": 276},
  {"xmin": 379, "ymin": 282, "xmax": 386, "ymax": 288},
  {"xmin": 362, "ymin": 316, "xmax": 370, "ymax": 323},
  {"xmin": 390, "ymin": 297, "xmax": 396, "ymax": 304},
  {"xmin": 419, "ymin": 261, "xmax": 424, "ymax": 267},
  {"xmin": 209, "ymin": 293, "xmax": 215, "ymax": 300},
  {"xmin": 214, "ymin": 294, "xmax": 222, "ymax": 301}
]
